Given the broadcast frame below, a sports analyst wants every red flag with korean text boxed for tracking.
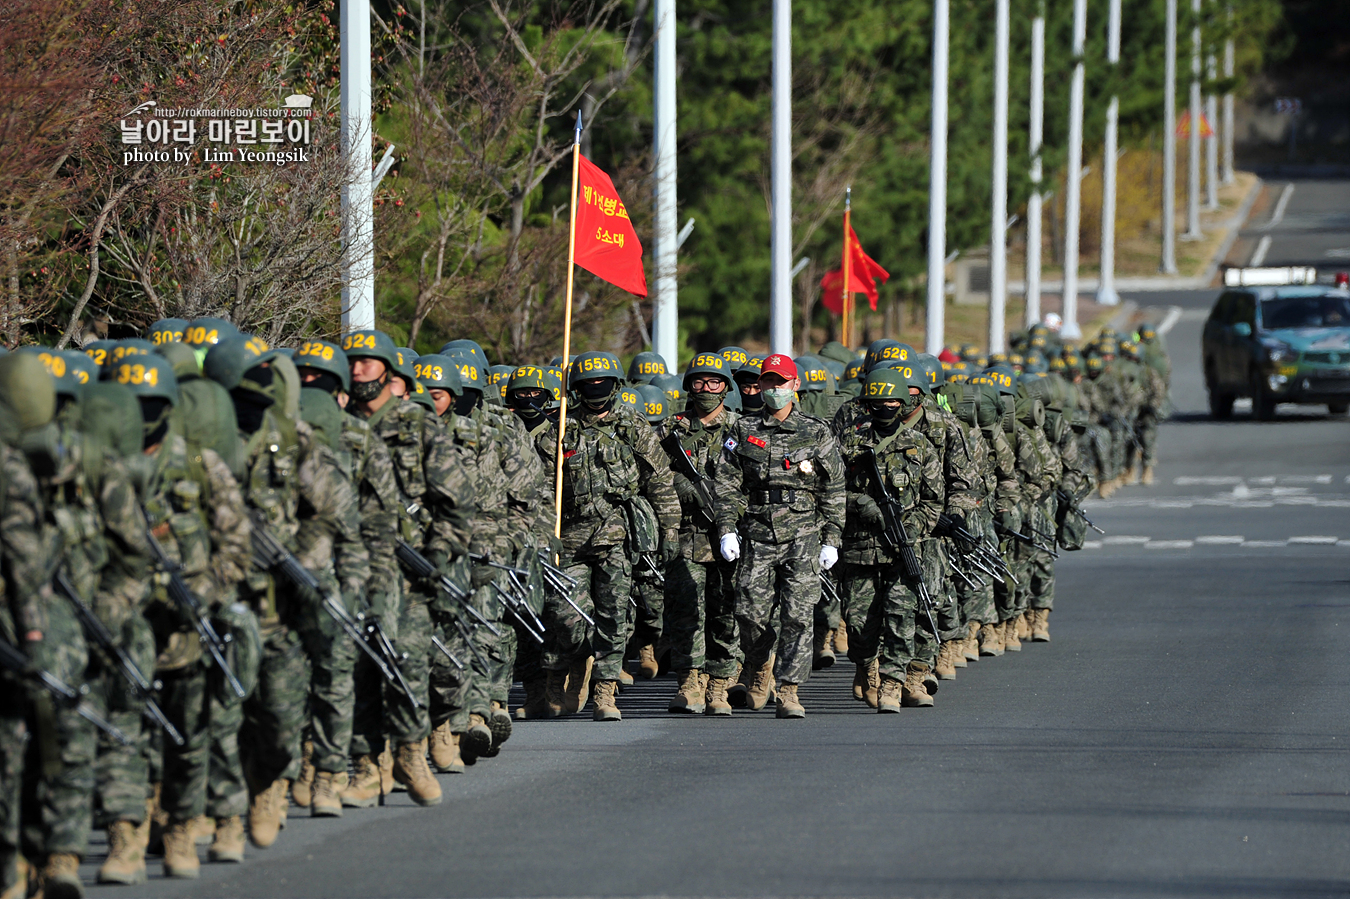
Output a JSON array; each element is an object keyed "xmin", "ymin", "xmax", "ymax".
[
  {"xmin": 574, "ymin": 155, "xmax": 647, "ymax": 297},
  {"xmin": 820, "ymin": 223, "xmax": 889, "ymax": 314}
]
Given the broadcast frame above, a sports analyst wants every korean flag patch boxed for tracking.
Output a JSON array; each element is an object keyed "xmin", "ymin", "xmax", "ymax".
[{"xmin": 724, "ymin": 437, "xmax": 738, "ymax": 452}]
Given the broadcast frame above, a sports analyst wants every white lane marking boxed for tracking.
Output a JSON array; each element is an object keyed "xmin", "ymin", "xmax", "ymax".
[
  {"xmin": 1250, "ymin": 234, "xmax": 1273, "ymax": 266},
  {"xmin": 1242, "ymin": 540, "xmax": 1288, "ymax": 547},
  {"xmin": 1082, "ymin": 537, "xmax": 1347, "ymax": 549},
  {"xmin": 1279, "ymin": 475, "xmax": 1333, "ymax": 485},
  {"xmin": 1146, "ymin": 540, "xmax": 1194, "ymax": 549},
  {"xmin": 1249, "ymin": 476, "xmax": 1277, "ymax": 486},
  {"xmin": 1083, "ymin": 541, "xmax": 1103, "ymax": 550},
  {"xmin": 1156, "ymin": 306, "xmax": 1184, "ymax": 336},
  {"xmin": 1196, "ymin": 535, "xmax": 1245, "ymax": 544},
  {"xmin": 1288, "ymin": 536, "xmax": 1340, "ymax": 545},
  {"xmin": 1102, "ymin": 536, "xmax": 1151, "ymax": 545},
  {"xmin": 1174, "ymin": 476, "xmax": 1243, "ymax": 485},
  {"xmin": 1271, "ymin": 182, "xmax": 1296, "ymax": 225}
]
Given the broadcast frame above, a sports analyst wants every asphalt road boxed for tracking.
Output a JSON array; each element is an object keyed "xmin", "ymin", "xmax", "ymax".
[{"xmin": 83, "ymin": 190, "xmax": 1350, "ymax": 898}]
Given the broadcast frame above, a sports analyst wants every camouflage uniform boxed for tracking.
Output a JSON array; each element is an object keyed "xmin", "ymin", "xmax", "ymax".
[
  {"xmin": 712, "ymin": 407, "xmax": 845, "ymax": 687},
  {"xmin": 913, "ymin": 400, "xmax": 980, "ymax": 649}
]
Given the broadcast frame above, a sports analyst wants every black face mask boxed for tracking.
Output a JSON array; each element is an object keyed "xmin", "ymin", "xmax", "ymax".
[
  {"xmin": 244, "ymin": 364, "xmax": 274, "ymax": 389},
  {"xmin": 454, "ymin": 389, "xmax": 481, "ymax": 418},
  {"xmin": 350, "ymin": 372, "xmax": 386, "ymax": 404},
  {"xmin": 138, "ymin": 397, "xmax": 173, "ymax": 448},
  {"xmin": 575, "ymin": 379, "xmax": 615, "ymax": 412},
  {"xmin": 510, "ymin": 393, "xmax": 548, "ymax": 424},
  {"xmin": 868, "ymin": 401, "xmax": 902, "ymax": 431},
  {"xmin": 305, "ymin": 371, "xmax": 344, "ymax": 396},
  {"xmin": 740, "ymin": 387, "xmax": 764, "ymax": 413},
  {"xmin": 230, "ymin": 387, "xmax": 274, "ymax": 435}
]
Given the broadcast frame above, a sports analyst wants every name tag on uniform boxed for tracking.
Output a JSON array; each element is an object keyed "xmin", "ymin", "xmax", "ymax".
[{"xmin": 746, "ymin": 435, "xmax": 767, "ymax": 448}]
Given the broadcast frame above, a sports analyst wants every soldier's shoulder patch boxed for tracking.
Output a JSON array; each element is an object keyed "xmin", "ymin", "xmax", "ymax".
[
  {"xmin": 904, "ymin": 447, "xmax": 919, "ymax": 456},
  {"xmin": 723, "ymin": 437, "xmax": 738, "ymax": 451},
  {"xmin": 746, "ymin": 435, "xmax": 767, "ymax": 448}
]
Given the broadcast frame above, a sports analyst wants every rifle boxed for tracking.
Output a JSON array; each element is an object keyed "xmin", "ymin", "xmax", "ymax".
[
  {"xmin": 534, "ymin": 551, "xmax": 595, "ymax": 628},
  {"xmin": 471, "ymin": 554, "xmax": 546, "ymax": 642},
  {"xmin": 55, "ymin": 571, "xmax": 184, "ymax": 746},
  {"xmin": 430, "ymin": 634, "xmax": 463, "ymax": 670},
  {"xmin": 821, "ymin": 570, "xmax": 842, "ymax": 607},
  {"xmin": 864, "ymin": 450, "xmax": 940, "ymax": 643},
  {"xmin": 935, "ymin": 513, "xmax": 1017, "ymax": 583},
  {"xmin": 660, "ymin": 432, "xmax": 717, "ymax": 528},
  {"xmin": 1057, "ymin": 488, "xmax": 1106, "ymax": 534},
  {"xmin": 993, "ymin": 521, "xmax": 1059, "ymax": 558},
  {"xmin": 248, "ymin": 512, "xmax": 420, "ymax": 705},
  {"xmin": 394, "ymin": 539, "xmax": 501, "ymax": 637},
  {"xmin": 0, "ymin": 635, "xmax": 129, "ymax": 745},
  {"xmin": 144, "ymin": 527, "xmax": 246, "ymax": 699}
]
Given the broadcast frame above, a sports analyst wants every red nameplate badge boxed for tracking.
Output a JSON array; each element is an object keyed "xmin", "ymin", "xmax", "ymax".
[{"xmin": 747, "ymin": 435, "xmax": 767, "ymax": 448}]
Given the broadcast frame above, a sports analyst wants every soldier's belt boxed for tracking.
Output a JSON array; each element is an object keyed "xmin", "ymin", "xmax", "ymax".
[{"xmin": 750, "ymin": 488, "xmax": 798, "ymax": 505}]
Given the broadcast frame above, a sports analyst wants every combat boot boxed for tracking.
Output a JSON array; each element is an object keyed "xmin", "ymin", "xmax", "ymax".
[
  {"xmin": 668, "ymin": 668, "xmax": 705, "ymax": 714},
  {"xmin": 591, "ymin": 679, "xmax": 622, "ymax": 721},
  {"xmin": 812, "ymin": 626, "xmax": 835, "ymax": 669},
  {"xmin": 341, "ymin": 755, "xmax": 382, "ymax": 808},
  {"xmin": 247, "ymin": 780, "xmax": 283, "ymax": 848},
  {"xmin": 902, "ymin": 664, "xmax": 934, "ymax": 707},
  {"xmin": 429, "ymin": 720, "xmax": 464, "ymax": 774},
  {"xmin": 979, "ymin": 620, "xmax": 1005, "ymax": 657},
  {"xmin": 190, "ymin": 814, "xmax": 214, "ymax": 846},
  {"xmin": 146, "ymin": 782, "xmax": 167, "ymax": 855},
  {"xmin": 877, "ymin": 676, "xmax": 904, "ymax": 713},
  {"xmin": 98, "ymin": 819, "xmax": 146, "ymax": 884},
  {"xmin": 951, "ymin": 635, "xmax": 969, "ymax": 668},
  {"xmin": 291, "ymin": 740, "xmax": 315, "ymax": 808},
  {"xmin": 562, "ymin": 655, "xmax": 593, "ymax": 715},
  {"xmin": 1004, "ymin": 617, "xmax": 1022, "ymax": 652},
  {"xmin": 775, "ymin": 683, "xmax": 805, "ymax": 719},
  {"xmin": 863, "ymin": 659, "xmax": 880, "ymax": 708},
  {"xmin": 162, "ymin": 818, "xmax": 201, "ymax": 878},
  {"xmin": 705, "ymin": 675, "xmax": 733, "ymax": 716},
  {"xmin": 1016, "ymin": 612, "xmax": 1032, "ymax": 642},
  {"xmin": 746, "ymin": 653, "xmax": 776, "ymax": 711},
  {"xmin": 208, "ymin": 816, "xmax": 245, "ymax": 863},
  {"xmin": 462, "ymin": 713, "xmax": 493, "ymax": 762},
  {"xmin": 964, "ymin": 622, "xmax": 982, "ymax": 662},
  {"xmin": 489, "ymin": 701, "xmax": 513, "ymax": 752},
  {"xmin": 311, "ymin": 770, "xmax": 346, "ymax": 817},
  {"xmin": 517, "ymin": 675, "xmax": 549, "ymax": 719},
  {"xmin": 378, "ymin": 740, "xmax": 399, "ymax": 793},
  {"xmin": 637, "ymin": 644, "xmax": 659, "ymax": 679},
  {"xmin": 851, "ymin": 663, "xmax": 868, "ymax": 701},
  {"xmin": 1142, "ymin": 466, "xmax": 1155, "ymax": 486},
  {"xmin": 935, "ymin": 642, "xmax": 958, "ymax": 680},
  {"xmin": 542, "ymin": 668, "xmax": 567, "ymax": 717},
  {"xmin": 618, "ymin": 666, "xmax": 634, "ymax": 688},
  {"xmin": 1, "ymin": 857, "xmax": 26, "ymax": 899},
  {"xmin": 392, "ymin": 739, "xmax": 442, "ymax": 806},
  {"xmin": 833, "ymin": 624, "xmax": 849, "ymax": 655},
  {"xmin": 1031, "ymin": 608, "xmax": 1051, "ymax": 642},
  {"xmin": 727, "ymin": 663, "xmax": 749, "ymax": 708}
]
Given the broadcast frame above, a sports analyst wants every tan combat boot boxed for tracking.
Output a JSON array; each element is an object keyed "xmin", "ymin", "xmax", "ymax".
[
  {"xmin": 162, "ymin": 817, "xmax": 201, "ymax": 878},
  {"xmin": 146, "ymin": 782, "xmax": 168, "ymax": 855},
  {"xmin": 705, "ymin": 675, "xmax": 733, "ymax": 717},
  {"xmin": 833, "ymin": 624, "xmax": 849, "ymax": 655},
  {"xmin": 462, "ymin": 713, "xmax": 493, "ymax": 762},
  {"xmin": 378, "ymin": 740, "xmax": 399, "ymax": 793},
  {"xmin": 392, "ymin": 739, "xmax": 442, "ymax": 806},
  {"xmin": 775, "ymin": 683, "xmax": 805, "ymax": 719},
  {"xmin": 247, "ymin": 781, "xmax": 282, "ymax": 849},
  {"xmin": 812, "ymin": 626, "xmax": 835, "ymax": 669},
  {"xmin": 562, "ymin": 656, "xmax": 593, "ymax": 715},
  {"xmin": 951, "ymin": 634, "xmax": 969, "ymax": 668},
  {"xmin": 591, "ymin": 679, "xmax": 622, "ymax": 721},
  {"xmin": 979, "ymin": 620, "xmax": 1005, "ymax": 656},
  {"xmin": 311, "ymin": 770, "xmax": 346, "ymax": 817},
  {"xmin": 190, "ymin": 814, "xmax": 215, "ymax": 846},
  {"xmin": 1016, "ymin": 612, "xmax": 1032, "ymax": 642},
  {"xmin": 746, "ymin": 653, "xmax": 776, "ymax": 711},
  {"xmin": 429, "ymin": 721, "xmax": 464, "ymax": 774},
  {"xmin": 290, "ymin": 741, "xmax": 315, "ymax": 809},
  {"xmin": 1, "ymin": 857, "xmax": 26, "ymax": 899},
  {"xmin": 863, "ymin": 659, "xmax": 880, "ymax": 709},
  {"xmin": 517, "ymin": 675, "xmax": 549, "ymax": 719},
  {"xmin": 542, "ymin": 668, "xmax": 567, "ymax": 718},
  {"xmin": 727, "ymin": 663, "xmax": 749, "ymax": 708},
  {"xmin": 851, "ymin": 663, "xmax": 868, "ymax": 702},
  {"xmin": 98, "ymin": 819, "xmax": 146, "ymax": 884},
  {"xmin": 489, "ymin": 701, "xmax": 513, "ymax": 752},
  {"xmin": 1004, "ymin": 617, "xmax": 1022, "ymax": 652},
  {"xmin": 877, "ymin": 676, "xmax": 904, "ymax": 713},
  {"xmin": 341, "ymin": 755, "xmax": 382, "ymax": 808},
  {"xmin": 935, "ymin": 642, "xmax": 958, "ymax": 680},
  {"xmin": 964, "ymin": 622, "xmax": 982, "ymax": 662},
  {"xmin": 1031, "ymin": 608, "xmax": 1051, "ymax": 642},
  {"xmin": 668, "ymin": 669, "xmax": 706, "ymax": 714},
  {"xmin": 208, "ymin": 816, "xmax": 244, "ymax": 863},
  {"xmin": 1142, "ymin": 466, "xmax": 1155, "ymax": 486},
  {"xmin": 637, "ymin": 644, "xmax": 659, "ymax": 679},
  {"xmin": 901, "ymin": 664, "xmax": 935, "ymax": 707},
  {"xmin": 618, "ymin": 666, "xmax": 634, "ymax": 688},
  {"xmin": 39, "ymin": 852, "xmax": 84, "ymax": 899}
]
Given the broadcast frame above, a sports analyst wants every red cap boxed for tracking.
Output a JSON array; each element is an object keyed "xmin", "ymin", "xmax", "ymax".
[
  {"xmin": 938, "ymin": 348, "xmax": 961, "ymax": 363},
  {"xmin": 759, "ymin": 354, "xmax": 798, "ymax": 380}
]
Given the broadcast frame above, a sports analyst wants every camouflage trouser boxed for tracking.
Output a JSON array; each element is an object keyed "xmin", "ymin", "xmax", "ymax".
[
  {"xmin": 94, "ymin": 615, "xmax": 155, "ymax": 827},
  {"xmin": 930, "ymin": 539, "xmax": 966, "ymax": 643},
  {"xmin": 812, "ymin": 574, "xmax": 842, "ymax": 647},
  {"xmin": 631, "ymin": 568, "xmax": 664, "ymax": 651},
  {"xmin": 241, "ymin": 627, "xmax": 309, "ymax": 791},
  {"xmin": 0, "ymin": 683, "xmax": 26, "ymax": 894},
  {"xmin": 874, "ymin": 562, "xmax": 931, "ymax": 681},
  {"xmin": 306, "ymin": 626, "xmax": 357, "ymax": 775},
  {"xmin": 735, "ymin": 531, "xmax": 821, "ymax": 686},
  {"xmin": 158, "ymin": 664, "xmax": 209, "ymax": 821},
  {"xmin": 385, "ymin": 583, "xmax": 433, "ymax": 745},
  {"xmin": 663, "ymin": 555, "xmax": 737, "ymax": 675},
  {"xmin": 349, "ymin": 650, "xmax": 386, "ymax": 758},
  {"xmin": 957, "ymin": 515, "xmax": 998, "ymax": 628},
  {"xmin": 839, "ymin": 562, "xmax": 879, "ymax": 665},
  {"xmin": 205, "ymin": 601, "xmax": 259, "ymax": 820},
  {"xmin": 22, "ymin": 602, "xmax": 94, "ymax": 859},
  {"xmin": 1134, "ymin": 409, "xmax": 1159, "ymax": 469},
  {"xmin": 429, "ymin": 607, "xmax": 472, "ymax": 733},
  {"xmin": 1108, "ymin": 418, "xmax": 1131, "ymax": 481},
  {"xmin": 551, "ymin": 542, "xmax": 633, "ymax": 683},
  {"xmin": 994, "ymin": 536, "xmax": 1021, "ymax": 622}
]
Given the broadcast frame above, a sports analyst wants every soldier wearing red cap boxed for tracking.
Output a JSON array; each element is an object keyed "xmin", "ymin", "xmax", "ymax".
[{"xmin": 710, "ymin": 354, "xmax": 845, "ymax": 718}]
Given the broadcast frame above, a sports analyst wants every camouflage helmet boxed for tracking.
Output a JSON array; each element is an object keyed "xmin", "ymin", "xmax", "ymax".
[
  {"xmin": 341, "ymin": 330, "xmax": 402, "ymax": 372},
  {"xmin": 108, "ymin": 353, "xmax": 180, "ymax": 405},
  {"xmin": 817, "ymin": 340, "xmax": 855, "ymax": 366},
  {"xmin": 393, "ymin": 348, "xmax": 419, "ymax": 384},
  {"xmin": 149, "ymin": 318, "xmax": 188, "ymax": 346},
  {"xmin": 407, "ymin": 379, "xmax": 438, "ymax": 414},
  {"xmin": 439, "ymin": 339, "xmax": 488, "ymax": 365},
  {"xmin": 628, "ymin": 351, "xmax": 668, "ymax": 384},
  {"xmin": 733, "ymin": 354, "xmax": 763, "ymax": 385},
  {"xmin": 1085, "ymin": 355, "xmax": 1105, "ymax": 374},
  {"xmin": 842, "ymin": 358, "xmax": 866, "ymax": 383},
  {"xmin": 62, "ymin": 350, "xmax": 99, "ymax": 391},
  {"xmin": 156, "ymin": 342, "xmax": 202, "ymax": 382},
  {"xmin": 683, "ymin": 351, "xmax": 732, "ymax": 390},
  {"xmin": 1137, "ymin": 323, "xmax": 1158, "ymax": 342},
  {"xmin": 413, "ymin": 354, "xmax": 464, "ymax": 396},
  {"xmin": 820, "ymin": 357, "xmax": 846, "ymax": 380},
  {"xmin": 912, "ymin": 353, "xmax": 945, "ymax": 394},
  {"xmin": 613, "ymin": 384, "xmax": 642, "ymax": 415},
  {"xmin": 651, "ymin": 373, "xmax": 684, "ymax": 408},
  {"xmin": 105, "ymin": 338, "xmax": 157, "ymax": 375},
  {"xmin": 568, "ymin": 350, "xmax": 624, "ymax": 386},
  {"xmin": 1119, "ymin": 340, "xmax": 1140, "ymax": 359},
  {"xmin": 794, "ymin": 355, "xmax": 831, "ymax": 393},
  {"xmin": 637, "ymin": 384, "xmax": 672, "ymax": 423},
  {"xmin": 719, "ymin": 346, "xmax": 751, "ymax": 370},
  {"xmin": 487, "ymin": 365, "xmax": 514, "ymax": 404},
  {"xmin": 81, "ymin": 339, "xmax": 119, "ymax": 370},
  {"xmin": 293, "ymin": 339, "xmax": 351, "ymax": 393},
  {"xmin": 861, "ymin": 366, "xmax": 910, "ymax": 401},
  {"xmin": 865, "ymin": 339, "xmax": 913, "ymax": 372},
  {"xmin": 79, "ymin": 382, "xmax": 143, "ymax": 459},
  {"xmin": 184, "ymin": 317, "xmax": 240, "ymax": 348},
  {"xmin": 507, "ymin": 364, "xmax": 557, "ymax": 399},
  {"xmin": 445, "ymin": 352, "xmax": 487, "ymax": 392},
  {"xmin": 0, "ymin": 352, "xmax": 56, "ymax": 434},
  {"xmin": 203, "ymin": 334, "xmax": 278, "ymax": 391},
  {"xmin": 984, "ymin": 364, "xmax": 1018, "ymax": 396},
  {"xmin": 17, "ymin": 347, "xmax": 82, "ymax": 399}
]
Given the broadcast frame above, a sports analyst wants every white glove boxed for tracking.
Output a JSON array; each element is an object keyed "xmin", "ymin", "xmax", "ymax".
[
  {"xmin": 819, "ymin": 545, "xmax": 839, "ymax": 570},
  {"xmin": 719, "ymin": 533, "xmax": 741, "ymax": 562}
]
